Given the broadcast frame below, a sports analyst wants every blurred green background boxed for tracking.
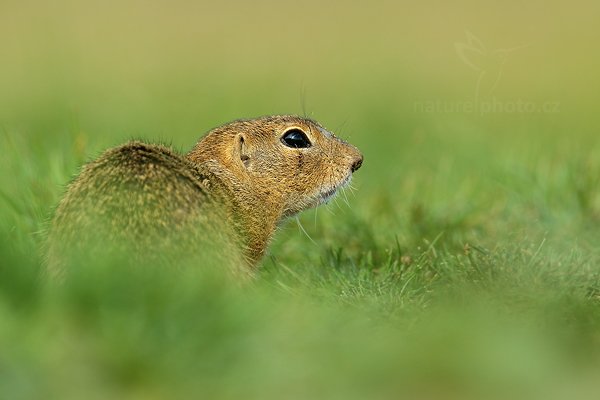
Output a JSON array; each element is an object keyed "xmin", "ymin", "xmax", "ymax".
[{"xmin": 1, "ymin": 1, "xmax": 600, "ymax": 399}]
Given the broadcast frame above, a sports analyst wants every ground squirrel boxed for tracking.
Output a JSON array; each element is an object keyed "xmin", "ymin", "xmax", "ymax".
[{"xmin": 46, "ymin": 115, "xmax": 363, "ymax": 276}]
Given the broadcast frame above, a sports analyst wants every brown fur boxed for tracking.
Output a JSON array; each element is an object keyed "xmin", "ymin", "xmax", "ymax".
[{"xmin": 46, "ymin": 115, "xmax": 363, "ymax": 276}]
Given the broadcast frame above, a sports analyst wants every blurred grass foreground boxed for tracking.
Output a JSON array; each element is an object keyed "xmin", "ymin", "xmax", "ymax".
[{"xmin": 1, "ymin": 1, "xmax": 600, "ymax": 399}]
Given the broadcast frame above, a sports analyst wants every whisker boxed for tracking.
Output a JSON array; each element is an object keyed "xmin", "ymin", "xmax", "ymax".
[
  {"xmin": 325, "ymin": 202, "xmax": 337, "ymax": 215},
  {"xmin": 296, "ymin": 216, "xmax": 317, "ymax": 245},
  {"xmin": 300, "ymin": 84, "xmax": 307, "ymax": 118},
  {"xmin": 347, "ymin": 183, "xmax": 358, "ymax": 197},
  {"xmin": 333, "ymin": 193, "xmax": 343, "ymax": 212},
  {"xmin": 341, "ymin": 186, "xmax": 350, "ymax": 207}
]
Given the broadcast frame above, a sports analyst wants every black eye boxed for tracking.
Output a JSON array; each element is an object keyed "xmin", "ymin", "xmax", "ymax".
[{"xmin": 281, "ymin": 129, "xmax": 311, "ymax": 148}]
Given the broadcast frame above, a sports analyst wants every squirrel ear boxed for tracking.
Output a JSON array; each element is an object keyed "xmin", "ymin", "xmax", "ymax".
[{"xmin": 236, "ymin": 134, "xmax": 251, "ymax": 168}]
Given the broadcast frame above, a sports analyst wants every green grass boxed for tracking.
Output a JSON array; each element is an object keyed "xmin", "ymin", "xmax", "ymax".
[{"xmin": 1, "ymin": 1, "xmax": 600, "ymax": 399}]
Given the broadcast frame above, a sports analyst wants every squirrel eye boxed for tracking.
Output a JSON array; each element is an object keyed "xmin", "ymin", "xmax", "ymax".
[{"xmin": 281, "ymin": 129, "xmax": 311, "ymax": 148}]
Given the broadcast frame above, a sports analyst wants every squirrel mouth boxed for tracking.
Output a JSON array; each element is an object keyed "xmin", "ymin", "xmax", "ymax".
[
  {"xmin": 319, "ymin": 187, "xmax": 338, "ymax": 203},
  {"xmin": 317, "ymin": 174, "xmax": 352, "ymax": 205}
]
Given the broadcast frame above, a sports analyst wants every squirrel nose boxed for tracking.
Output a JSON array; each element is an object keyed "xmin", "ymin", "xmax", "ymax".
[{"xmin": 351, "ymin": 154, "xmax": 363, "ymax": 172}]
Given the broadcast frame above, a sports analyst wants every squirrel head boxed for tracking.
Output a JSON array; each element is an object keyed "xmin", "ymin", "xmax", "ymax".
[{"xmin": 187, "ymin": 115, "xmax": 363, "ymax": 219}]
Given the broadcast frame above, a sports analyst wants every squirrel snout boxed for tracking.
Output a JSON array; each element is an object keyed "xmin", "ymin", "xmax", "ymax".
[{"xmin": 351, "ymin": 154, "xmax": 363, "ymax": 173}]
